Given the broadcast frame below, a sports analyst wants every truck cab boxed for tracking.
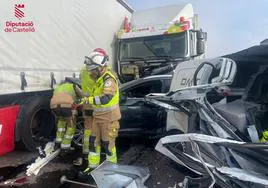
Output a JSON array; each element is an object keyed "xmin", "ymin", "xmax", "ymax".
[{"xmin": 116, "ymin": 3, "xmax": 207, "ymax": 83}]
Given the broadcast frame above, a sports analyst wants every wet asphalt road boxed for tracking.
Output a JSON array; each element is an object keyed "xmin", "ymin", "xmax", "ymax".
[{"xmin": 0, "ymin": 137, "xmax": 187, "ymax": 188}]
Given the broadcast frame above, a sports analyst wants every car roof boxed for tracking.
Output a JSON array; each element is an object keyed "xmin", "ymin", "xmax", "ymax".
[{"xmin": 224, "ymin": 44, "xmax": 268, "ymax": 65}]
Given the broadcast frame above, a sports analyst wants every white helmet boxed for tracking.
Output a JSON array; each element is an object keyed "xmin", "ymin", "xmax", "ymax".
[{"xmin": 84, "ymin": 51, "xmax": 108, "ymax": 70}]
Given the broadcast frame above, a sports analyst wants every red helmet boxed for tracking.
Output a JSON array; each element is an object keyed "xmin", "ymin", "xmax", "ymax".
[
  {"xmin": 93, "ymin": 48, "xmax": 108, "ymax": 58},
  {"xmin": 84, "ymin": 48, "xmax": 109, "ymax": 70}
]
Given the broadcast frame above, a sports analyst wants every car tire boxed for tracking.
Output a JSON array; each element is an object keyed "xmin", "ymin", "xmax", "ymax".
[{"xmin": 16, "ymin": 96, "xmax": 55, "ymax": 151}]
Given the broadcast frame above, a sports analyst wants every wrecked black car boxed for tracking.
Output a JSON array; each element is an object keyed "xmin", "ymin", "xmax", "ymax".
[
  {"xmin": 67, "ymin": 74, "xmax": 172, "ymax": 146},
  {"xmin": 119, "ymin": 75, "xmax": 172, "ymax": 136},
  {"xmin": 146, "ymin": 44, "xmax": 268, "ymax": 187}
]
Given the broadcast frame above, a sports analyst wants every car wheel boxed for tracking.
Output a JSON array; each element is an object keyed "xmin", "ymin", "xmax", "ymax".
[{"xmin": 16, "ymin": 96, "xmax": 55, "ymax": 151}]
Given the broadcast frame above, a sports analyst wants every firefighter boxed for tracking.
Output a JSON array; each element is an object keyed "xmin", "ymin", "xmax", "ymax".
[
  {"xmin": 81, "ymin": 49, "xmax": 121, "ymax": 173},
  {"xmin": 80, "ymin": 48, "xmax": 111, "ymax": 156},
  {"xmin": 80, "ymin": 67, "xmax": 95, "ymax": 156},
  {"xmin": 72, "ymin": 68, "xmax": 94, "ymax": 166},
  {"xmin": 50, "ymin": 82, "xmax": 78, "ymax": 150},
  {"xmin": 73, "ymin": 48, "xmax": 109, "ymax": 166}
]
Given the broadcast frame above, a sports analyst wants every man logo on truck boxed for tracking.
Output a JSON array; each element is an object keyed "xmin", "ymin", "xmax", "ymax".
[
  {"xmin": 15, "ymin": 4, "xmax": 25, "ymax": 19},
  {"xmin": 181, "ymin": 77, "xmax": 200, "ymax": 86},
  {"xmin": 181, "ymin": 78, "xmax": 193, "ymax": 87}
]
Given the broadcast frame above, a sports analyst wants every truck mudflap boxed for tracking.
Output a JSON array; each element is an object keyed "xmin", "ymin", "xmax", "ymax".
[{"xmin": 0, "ymin": 105, "xmax": 20, "ymax": 156}]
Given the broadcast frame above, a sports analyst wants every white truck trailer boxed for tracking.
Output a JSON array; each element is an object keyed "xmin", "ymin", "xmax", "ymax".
[{"xmin": 0, "ymin": 0, "xmax": 132, "ymax": 154}]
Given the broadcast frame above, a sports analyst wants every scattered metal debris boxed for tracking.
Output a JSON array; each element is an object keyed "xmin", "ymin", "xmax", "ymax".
[
  {"xmin": 26, "ymin": 142, "xmax": 60, "ymax": 176},
  {"xmin": 146, "ymin": 56, "xmax": 268, "ymax": 187},
  {"xmin": 1, "ymin": 175, "xmax": 28, "ymax": 186},
  {"xmin": 91, "ymin": 161, "xmax": 150, "ymax": 188},
  {"xmin": 156, "ymin": 134, "xmax": 268, "ymax": 187}
]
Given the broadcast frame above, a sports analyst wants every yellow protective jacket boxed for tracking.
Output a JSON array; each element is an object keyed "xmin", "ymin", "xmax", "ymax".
[
  {"xmin": 50, "ymin": 83, "xmax": 76, "ymax": 108},
  {"xmin": 53, "ymin": 83, "xmax": 76, "ymax": 99},
  {"xmin": 80, "ymin": 67, "xmax": 95, "ymax": 96},
  {"xmin": 88, "ymin": 70, "xmax": 119, "ymax": 112}
]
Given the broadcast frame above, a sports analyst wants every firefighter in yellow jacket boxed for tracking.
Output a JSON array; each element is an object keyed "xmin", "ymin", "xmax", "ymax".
[
  {"xmin": 80, "ymin": 67, "xmax": 95, "ymax": 156},
  {"xmin": 50, "ymin": 83, "xmax": 78, "ymax": 150},
  {"xmin": 81, "ymin": 49, "xmax": 121, "ymax": 172},
  {"xmin": 80, "ymin": 48, "xmax": 108, "ymax": 157},
  {"xmin": 72, "ymin": 68, "xmax": 95, "ymax": 165}
]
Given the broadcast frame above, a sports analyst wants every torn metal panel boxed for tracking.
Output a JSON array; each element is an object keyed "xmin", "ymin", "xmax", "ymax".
[
  {"xmin": 145, "ymin": 98, "xmax": 181, "ymax": 111},
  {"xmin": 146, "ymin": 58, "xmax": 237, "ymax": 104},
  {"xmin": 217, "ymin": 167, "xmax": 268, "ymax": 186},
  {"xmin": 148, "ymin": 55, "xmax": 268, "ymax": 187},
  {"xmin": 198, "ymin": 108, "xmax": 233, "ymax": 139},
  {"xmin": 247, "ymin": 125, "xmax": 260, "ymax": 143},
  {"xmin": 228, "ymin": 149, "xmax": 268, "ymax": 175},
  {"xmin": 156, "ymin": 134, "xmax": 268, "ymax": 187},
  {"xmin": 90, "ymin": 161, "xmax": 150, "ymax": 188},
  {"xmin": 156, "ymin": 133, "xmax": 245, "ymax": 146}
]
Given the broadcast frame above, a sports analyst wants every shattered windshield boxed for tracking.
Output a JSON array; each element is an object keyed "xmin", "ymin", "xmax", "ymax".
[{"xmin": 119, "ymin": 32, "xmax": 187, "ymax": 61}]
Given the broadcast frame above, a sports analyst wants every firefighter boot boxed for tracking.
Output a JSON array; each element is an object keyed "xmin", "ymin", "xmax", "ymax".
[
  {"xmin": 87, "ymin": 145, "xmax": 101, "ymax": 169},
  {"xmin": 78, "ymin": 146, "xmax": 101, "ymax": 179},
  {"xmin": 61, "ymin": 127, "xmax": 76, "ymax": 150},
  {"xmin": 106, "ymin": 146, "xmax": 117, "ymax": 164}
]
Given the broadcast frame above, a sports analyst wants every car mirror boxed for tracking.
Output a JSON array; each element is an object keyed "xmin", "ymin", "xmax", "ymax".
[{"xmin": 196, "ymin": 30, "xmax": 207, "ymax": 55}]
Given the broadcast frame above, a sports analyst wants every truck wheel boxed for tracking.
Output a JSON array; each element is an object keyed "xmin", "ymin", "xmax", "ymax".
[{"xmin": 16, "ymin": 96, "xmax": 55, "ymax": 151}]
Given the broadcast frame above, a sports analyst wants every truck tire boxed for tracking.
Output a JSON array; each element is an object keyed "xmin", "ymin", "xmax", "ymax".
[{"xmin": 16, "ymin": 96, "xmax": 55, "ymax": 151}]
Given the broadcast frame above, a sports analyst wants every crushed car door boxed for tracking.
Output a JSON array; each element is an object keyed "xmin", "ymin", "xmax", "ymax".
[{"xmin": 119, "ymin": 80, "xmax": 166, "ymax": 135}]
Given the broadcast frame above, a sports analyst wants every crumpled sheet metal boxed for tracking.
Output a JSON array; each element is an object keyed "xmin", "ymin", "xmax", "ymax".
[
  {"xmin": 155, "ymin": 133, "xmax": 245, "ymax": 175},
  {"xmin": 217, "ymin": 167, "xmax": 268, "ymax": 186},
  {"xmin": 156, "ymin": 133, "xmax": 268, "ymax": 186},
  {"xmin": 90, "ymin": 161, "xmax": 150, "ymax": 188},
  {"xmin": 156, "ymin": 133, "xmax": 245, "ymax": 146}
]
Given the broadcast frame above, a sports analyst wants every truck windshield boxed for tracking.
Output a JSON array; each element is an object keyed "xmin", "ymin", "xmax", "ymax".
[{"xmin": 120, "ymin": 32, "xmax": 187, "ymax": 61}]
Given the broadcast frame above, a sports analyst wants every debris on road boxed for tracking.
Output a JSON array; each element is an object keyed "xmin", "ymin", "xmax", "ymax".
[
  {"xmin": 155, "ymin": 133, "xmax": 268, "ymax": 187},
  {"xmin": 60, "ymin": 175, "xmax": 97, "ymax": 187},
  {"xmin": 91, "ymin": 161, "xmax": 150, "ymax": 188},
  {"xmin": 1, "ymin": 175, "xmax": 28, "ymax": 187},
  {"xmin": 26, "ymin": 142, "xmax": 60, "ymax": 176},
  {"xmin": 0, "ymin": 138, "xmax": 185, "ymax": 188}
]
